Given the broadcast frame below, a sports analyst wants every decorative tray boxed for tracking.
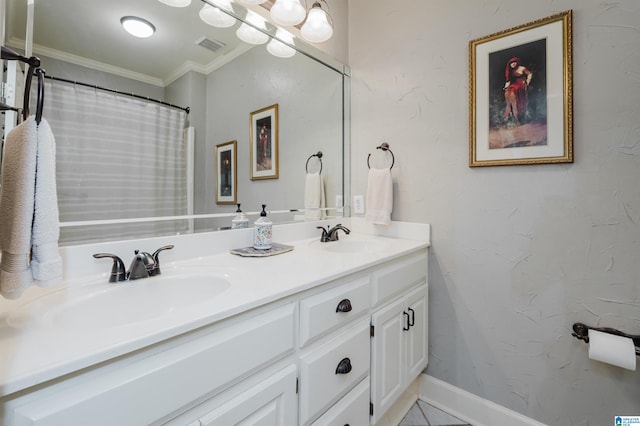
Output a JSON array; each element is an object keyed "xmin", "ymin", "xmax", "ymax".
[{"xmin": 230, "ymin": 243, "xmax": 294, "ymax": 257}]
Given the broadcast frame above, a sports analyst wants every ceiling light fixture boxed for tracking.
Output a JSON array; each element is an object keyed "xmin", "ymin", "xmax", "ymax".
[
  {"xmin": 157, "ymin": 0, "xmax": 192, "ymax": 7},
  {"xmin": 300, "ymin": 1, "xmax": 333, "ymax": 43},
  {"xmin": 270, "ymin": 0, "xmax": 306, "ymax": 26},
  {"xmin": 120, "ymin": 16, "xmax": 156, "ymax": 39},
  {"xmin": 267, "ymin": 28, "xmax": 296, "ymax": 58},
  {"xmin": 199, "ymin": 1, "xmax": 236, "ymax": 28},
  {"xmin": 236, "ymin": 11, "xmax": 269, "ymax": 45}
]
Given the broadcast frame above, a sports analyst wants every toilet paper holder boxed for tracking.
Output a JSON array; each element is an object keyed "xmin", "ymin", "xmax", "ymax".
[{"xmin": 572, "ymin": 323, "xmax": 640, "ymax": 356}]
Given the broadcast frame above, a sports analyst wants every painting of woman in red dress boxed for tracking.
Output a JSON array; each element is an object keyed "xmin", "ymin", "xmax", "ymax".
[
  {"xmin": 488, "ymin": 38, "xmax": 547, "ymax": 149},
  {"xmin": 503, "ymin": 57, "xmax": 532, "ymax": 125}
]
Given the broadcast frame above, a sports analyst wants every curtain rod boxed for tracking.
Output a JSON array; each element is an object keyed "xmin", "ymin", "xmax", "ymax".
[{"xmin": 43, "ymin": 75, "xmax": 190, "ymax": 114}]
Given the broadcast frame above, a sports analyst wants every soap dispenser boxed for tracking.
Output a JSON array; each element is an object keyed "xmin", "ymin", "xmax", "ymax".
[
  {"xmin": 253, "ymin": 204, "xmax": 272, "ymax": 250},
  {"xmin": 231, "ymin": 203, "xmax": 249, "ymax": 229}
]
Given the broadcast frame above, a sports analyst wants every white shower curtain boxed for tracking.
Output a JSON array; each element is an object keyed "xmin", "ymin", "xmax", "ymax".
[{"xmin": 42, "ymin": 80, "xmax": 189, "ymax": 244}]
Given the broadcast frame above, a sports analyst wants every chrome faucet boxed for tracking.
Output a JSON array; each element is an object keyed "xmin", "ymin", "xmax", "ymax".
[
  {"xmin": 93, "ymin": 245, "xmax": 174, "ymax": 282},
  {"xmin": 317, "ymin": 224, "xmax": 351, "ymax": 242}
]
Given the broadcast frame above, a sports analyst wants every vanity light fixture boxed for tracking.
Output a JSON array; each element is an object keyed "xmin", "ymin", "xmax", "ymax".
[
  {"xmin": 236, "ymin": 11, "xmax": 269, "ymax": 45},
  {"xmin": 157, "ymin": 0, "xmax": 192, "ymax": 7},
  {"xmin": 300, "ymin": 1, "xmax": 333, "ymax": 43},
  {"xmin": 120, "ymin": 16, "xmax": 156, "ymax": 39},
  {"xmin": 269, "ymin": 0, "xmax": 306, "ymax": 26},
  {"xmin": 199, "ymin": 1, "xmax": 236, "ymax": 28},
  {"xmin": 267, "ymin": 28, "xmax": 296, "ymax": 58}
]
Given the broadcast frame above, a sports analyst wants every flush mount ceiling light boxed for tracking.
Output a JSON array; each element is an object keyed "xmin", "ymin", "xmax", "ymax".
[
  {"xmin": 236, "ymin": 0, "xmax": 267, "ymax": 4},
  {"xmin": 236, "ymin": 11, "xmax": 269, "ymax": 45},
  {"xmin": 199, "ymin": 1, "xmax": 236, "ymax": 28},
  {"xmin": 120, "ymin": 16, "xmax": 156, "ymax": 38},
  {"xmin": 270, "ymin": 0, "xmax": 306, "ymax": 26},
  {"xmin": 300, "ymin": 1, "xmax": 333, "ymax": 43},
  {"xmin": 158, "ymin": 0, "xmax": 191, "ymax": 6},
  {"xmin": 267, "ymin": 28, "xmax": 296, "ymax": 58}
]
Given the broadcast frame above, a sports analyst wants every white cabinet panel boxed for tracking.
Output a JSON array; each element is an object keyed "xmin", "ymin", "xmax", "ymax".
[
  {"xmin": 299, "ymin": 319, "xmax": 370, "ymax": 425},
  {"xmin": 370, "ymin": 284, "xmax": 428, "ymax": 424},
  {"xmin": 13, "ymin": 304, "xmax": 296, "ymax": 426},
  {"xmin": 310, "ymin": 378, "xmax": 369, "ymax": 426},
  {"xmin": 299, "ymin": 276, "xmax": 370, "ymax": 347},
  {"xmin": 371, "ymin": 251, "xmax": 427, "ymax": 307},
  {"xmin": 198, "ymin": 365, "xmax": 297, "ymax": 426}
]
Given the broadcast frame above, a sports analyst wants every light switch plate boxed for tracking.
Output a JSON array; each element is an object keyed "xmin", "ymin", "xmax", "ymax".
[
  {"xmin": 353, "ymin": 195, "xmax": 364, "ymax": 214},
  {"xmin": 336, "ymin": 195, "xmax": 343, "ymax": 213}
]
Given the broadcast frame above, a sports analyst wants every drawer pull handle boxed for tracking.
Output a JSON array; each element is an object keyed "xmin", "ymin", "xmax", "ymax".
[
  {"xmin": 335, "ymin": 357, "xmax": 352, "ymax": 374},
  {"xmin": 336, "ymin": 298, "xmax": 353, "ymax": 313},
  {"xmin": 403, "ymin": 311, "xmax": 410, "ymax": 331},
  {"xmin": 408, "ymin": 307, "xmax": 415, "ymax": 327}
]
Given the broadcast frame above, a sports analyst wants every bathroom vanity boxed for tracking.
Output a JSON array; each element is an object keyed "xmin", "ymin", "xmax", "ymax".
[{"xmin": 0, "ymin": 219, "xmax": 430, "ymax": 425}]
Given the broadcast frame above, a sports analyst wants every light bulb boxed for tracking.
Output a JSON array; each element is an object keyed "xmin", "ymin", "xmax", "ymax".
[
  {"xmin": 199, "ymin": 2, "xmax": 236, "ymax": 28},
  {"xmin": 120, "ymin": 16, "xmax": 156, "ymax": 38},
  {"xmin": 270, "ymin": 0, "xmax": 306, "ymax": 26},
  {"xmin": 300, "ymin": 2, "xmax": 333, "ymax": 43},
  {"xmin": 158, "ymin": 0, "xmax": 191, "ymax": 7},
  {"xmin": 267, "ymin": 29, "xmax": 296, "ymax": 58},
  {"xmin": 236, "ymin": 11, "xmax": 269, "ymax": 45}
]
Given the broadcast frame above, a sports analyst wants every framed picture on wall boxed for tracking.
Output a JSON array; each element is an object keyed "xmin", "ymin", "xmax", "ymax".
[
  {"xmin": 215, "ymin": 140, "xmax": 237, "ymax": 204},
  {"xmin": 469, "ymin": 10, "xmax": 573, "ymax": 167},
  {"xmin": 249, "ymin": 104, "xmax": 279, "ymax": 180}
]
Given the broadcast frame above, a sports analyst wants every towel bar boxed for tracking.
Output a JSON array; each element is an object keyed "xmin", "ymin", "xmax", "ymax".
[
  {"xmin": 306, "ymin": 151, "xmax": 323, "ymax": 174},
  {"xmin": 572, "ymin": 322, "xmax": 640, "ymax": 356},
  {"xmin": 367, "ymin": 142, "xmax": 395, "ymax": 170}
]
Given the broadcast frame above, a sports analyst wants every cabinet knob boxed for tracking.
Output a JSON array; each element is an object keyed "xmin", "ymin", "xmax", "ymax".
[
  {"xmin": 335, "ymin": 357, "xmax": 352, "ymax": 374},
  {"xmin": 336, "ymin": 298, "xmax": 353, "ymax": 313}
]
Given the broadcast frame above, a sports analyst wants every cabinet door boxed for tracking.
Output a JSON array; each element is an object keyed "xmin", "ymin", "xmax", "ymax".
[
  {"xmin": 405, "ymin": 284, "xmax": 428, "ymax": 382},
  {"xmin": 198, "ymin": 365, "xmax": 297, "ymax": 426},
  {"xmin": 370, "ymin": 296, "xmax": 405, "ymax": 424}
]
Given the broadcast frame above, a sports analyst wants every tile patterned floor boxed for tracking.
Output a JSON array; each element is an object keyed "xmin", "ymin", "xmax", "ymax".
[{"xmin": 399, "ymin": 400, "xmax": 471, "ymax": 426}]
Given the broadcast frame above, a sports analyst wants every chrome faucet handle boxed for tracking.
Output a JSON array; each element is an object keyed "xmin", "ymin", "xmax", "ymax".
[{"xmin": 93, "ymin": 253, "xmax": 127, "ymax": 282}]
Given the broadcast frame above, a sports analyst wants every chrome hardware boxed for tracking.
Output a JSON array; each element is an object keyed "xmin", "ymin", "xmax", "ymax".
[{"xmin": 335, "ymin": 357, "xmax": 352, "ymax": 375}]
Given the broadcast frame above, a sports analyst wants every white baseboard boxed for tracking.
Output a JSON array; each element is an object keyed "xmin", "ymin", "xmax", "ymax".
[{"xmin": 418, "ymin": 374, "xmax": 548, "ymax": 426}]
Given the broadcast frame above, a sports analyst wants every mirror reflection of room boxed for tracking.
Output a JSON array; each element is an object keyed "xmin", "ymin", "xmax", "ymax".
[{"xmin": 3, "ymin": 0, "xmax": 346, "ymax": 245}]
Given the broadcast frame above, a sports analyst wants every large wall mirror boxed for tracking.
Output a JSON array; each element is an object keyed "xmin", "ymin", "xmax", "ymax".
[{"xmin": 4, "ymin": 0, "xmax": 348, "ymax": 246}]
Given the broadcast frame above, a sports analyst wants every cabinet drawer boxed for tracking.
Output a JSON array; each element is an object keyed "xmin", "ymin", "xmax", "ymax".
[
  {"xmin": 371, "ymin": 251, "xmax": 427, "ymax": 307},
  {"xmin": 299, "ymin": 319, "xmax": 370, "ymax": 425},
  {"xmin": 310, "ymin": 378, "xmax": 370, "ymax": 426},
  {"xmin": 13, "ymin": 304, "xmax": 296, "ymax": 426},
  {"xmin": 299, "ymin": 275, "xmax": 370, "ymax": 347}
]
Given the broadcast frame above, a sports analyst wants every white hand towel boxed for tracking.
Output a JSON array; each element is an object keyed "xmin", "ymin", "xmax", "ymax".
[
  {"xmin": 0, "ymin": 117, "xmax": 62, "ymax": 299},
  {"xmin": 31, "ymin": 118, "xmax": 62, "ymax": 288},
  {"xmin": 365, "ymin": 168, "xmax": 393, "ymax": 225},
  {"xmin": 304, "ymin": 172, "xmax": 325, "ymax": 221}
]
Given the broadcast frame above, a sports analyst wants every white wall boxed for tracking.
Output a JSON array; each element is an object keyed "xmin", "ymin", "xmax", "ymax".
[{"xmin": 348, "ymin": 1, "xmax": 640, "ymax": 424}]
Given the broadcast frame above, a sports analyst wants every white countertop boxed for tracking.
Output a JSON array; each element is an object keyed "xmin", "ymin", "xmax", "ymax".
[{"xmin": 0, "ymin": 218, "xmax": 430, "ymax": 397}]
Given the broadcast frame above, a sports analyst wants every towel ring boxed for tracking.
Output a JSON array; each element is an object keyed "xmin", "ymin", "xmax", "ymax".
[
  {"xmin": 306, "ymin": 151, "xmax": 323, "ymax": 174},
  {"xmin": 367, "ymin": 143, "xmax": 395, "ymax": 170}
]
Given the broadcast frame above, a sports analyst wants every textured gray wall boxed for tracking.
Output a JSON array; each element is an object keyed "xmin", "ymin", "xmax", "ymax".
[{"xmin": 348, "ymin": 1, "xmax": 640, "ymax": 424}]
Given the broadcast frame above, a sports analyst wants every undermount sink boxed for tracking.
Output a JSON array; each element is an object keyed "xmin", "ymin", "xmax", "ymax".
[{"xmin": 7, "ymin": 273, "xmax": 231, "ymax": 329}]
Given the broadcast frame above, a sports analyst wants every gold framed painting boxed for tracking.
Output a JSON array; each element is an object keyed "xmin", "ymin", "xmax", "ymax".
[
  {"xmin": 469, "ymin": 10, "xmax": 573, "ymax": 167},
  {"xmin": 249, "ymin": 104, "xmax": 279, "ymax": 180},
  {"xmin": 215, "ymin": 140, "xmax": 237, "ymax": 204}
]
